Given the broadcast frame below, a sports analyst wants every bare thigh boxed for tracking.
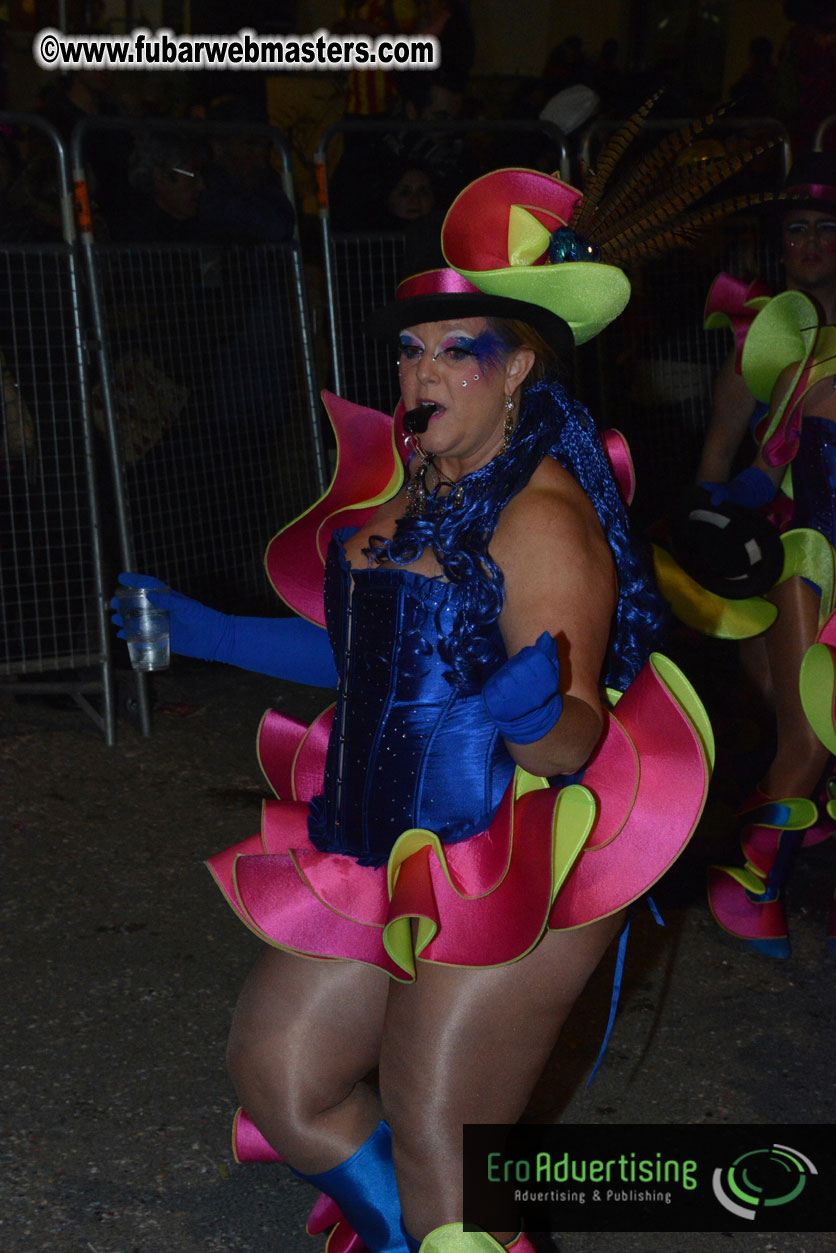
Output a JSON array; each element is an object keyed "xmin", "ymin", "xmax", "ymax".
[{"xmin": 380, "ymin": 912, "xmax": 625, "ymax": 1237}]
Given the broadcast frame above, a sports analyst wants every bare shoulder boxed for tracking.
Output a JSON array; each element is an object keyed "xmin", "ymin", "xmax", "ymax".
[
  {"xmin": 492, "ymin": 455, "xmax": 617, "ymax": 678},
  {"xmin": 492, "ymin": 455, "xmax": 611, "ymax": 568}
]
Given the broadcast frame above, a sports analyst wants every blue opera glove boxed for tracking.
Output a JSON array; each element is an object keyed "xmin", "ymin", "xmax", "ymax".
[
  {"xmin": 481, "ymin": 630, "xmax": 563, "ymax": 744},
  {"xmin": 698, "ymin": 466, "xmax": 776, "ymax": 510},
  {"xmin": 111, "ymin": 572, "xmax": 338, "ymax": 687}
]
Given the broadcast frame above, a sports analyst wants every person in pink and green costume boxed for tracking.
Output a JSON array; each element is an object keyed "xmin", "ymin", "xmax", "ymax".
[
  {"xmin": 115, "ymin": 168, "xmax": 714, "ymax": 1251},
  {"xmin": 692, "ymin": 157, "xmax": 836, "ymax": 865},
  {"xmin": 662, "ymin": 277, "xmax": 836, "ymax": 958}
]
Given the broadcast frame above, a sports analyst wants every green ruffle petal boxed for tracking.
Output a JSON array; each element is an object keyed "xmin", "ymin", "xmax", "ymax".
[
  {"xmin": 419, "ymin": 1224, "xmax": 505, "ymax": 1252},
  {"xmin": 800, "ymin": 642, "xmax": 836, "ymax": 756}
]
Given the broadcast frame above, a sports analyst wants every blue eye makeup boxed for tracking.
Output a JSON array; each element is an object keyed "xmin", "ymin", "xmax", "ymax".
[
  {"xmin": 435, "ymin": 329, "xmax": 508, "ymax": 368},
  {"xmin": 398, "ymin": 333, "xmax": 423, "ymax": 361},
  {"xmin": 397, "ymin": 328, "xmax": 509, "ymax": 368}
]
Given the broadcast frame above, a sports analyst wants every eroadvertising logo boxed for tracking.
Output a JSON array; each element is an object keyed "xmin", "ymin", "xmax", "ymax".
[
  {"xmin": 462, "ymin": 1125, "xmax": 835, "ymax": 1233},
  {"xmin": 712, "ymin": 1143, "xmax": 817, "ymax": 1220}
]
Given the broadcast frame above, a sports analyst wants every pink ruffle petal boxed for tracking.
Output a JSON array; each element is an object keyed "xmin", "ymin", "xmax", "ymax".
[
  {"xmin": 704, "ymin": 271, "xmax": 772, "ymax": 373},
  {"xmin": 324, "ymin": 1219, "xmax": 367, "ymax": 1252},
  {"xmin": 291, "ymin": 708, "xmax": 334, "ymax": 802},
  {"xmin": 708, "ymin": 867, "xmax": 788, "ymax": 941},
  {"xmin": 257, "ymin": 709, "xmax": 308, "ymax": 798},
  {"xmin": 261, "ymin": 799, "xmax": 311, "ymax": 852},
  {"xmin": 205, "ymin": 832, "xmax": 266, "ymax": 924},
  {"xmin": 307, "ymin": 1192, "xmax": 344, "ymax": 1234},
  {"xmin": 761, "ymin": 362, "xmax": 811, "ymax": 467},
  {"xmin": 207, "ymin": 655, "xmax": 709, "ymax": 973},
  {"xmin": 601, "ymin": 428, "xmax": 635, "ymax": 506},
  {"xmin": 232, "ymin": 1108, "xmax": 282, "ymax": 1163},
  {"xmin": 548, "ymin": 659, "xmax": 708, "ymax": 928},
  {"xmin": 232, "ymin": 851, "xmax": 403, "ymax": 976},
  {"xmin": 293, "ymin": 847, "xmax": 391, "ymax": 925},
  {"xmin": 265, "ymin": 393, "xmax": 407, "ymax": 625},
  {"xmin": 413, "ymin": 789, "xmax": 560, "ymax": 965}
]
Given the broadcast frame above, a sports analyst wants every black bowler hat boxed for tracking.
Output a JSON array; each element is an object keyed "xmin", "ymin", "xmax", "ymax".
[
  {"xmin": 669, "ymin": 488, "xmax": 785, "ymax": 599},
  {"xmin": 363, "ymin": 264, "xmax": 575, "ymax": 357},
  {"xmin": 782, "ymin": 150, "xmax": 836, "ymax": 217}
]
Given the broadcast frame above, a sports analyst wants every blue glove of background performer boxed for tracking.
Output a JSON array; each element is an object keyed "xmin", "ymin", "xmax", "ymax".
[
  {"xmin": 698, "ymin": 465, "xmax": 776, "ymax": 510},
  {"xmin": 112, "ymin": 572, "xmax": 338, "ymax": 688},
  {"xmin": 481, "ymin": 630, "xmax": 563, "ymax": 744}
]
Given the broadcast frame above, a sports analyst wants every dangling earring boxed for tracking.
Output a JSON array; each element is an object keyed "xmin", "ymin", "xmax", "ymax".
[{"xmin": 502, "ymin": 395, "xmax": 514, "ymax": 452}]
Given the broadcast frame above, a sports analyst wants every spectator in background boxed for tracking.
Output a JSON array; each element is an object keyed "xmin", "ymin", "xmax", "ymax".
[
  {"xmin": 416, "ymin": 0, "xmax": 476, "ymax": 91},
  {"xmin": 381, "ymin": 161, "xmax": 436, "ymax": 227},
  {"xmin": 334, "ymin": 0, "xmax": 421, "ymax": 119},
  {"xmin": 386, "ymin": 73, "xmax": 481, "ymax": 209},
  {"xmin": 199, "ymin": 96, "xmax": 295, "ymax": 245},
  {"xmin": 329, "ymin": 73, "xmax": 476, "ymax": 230},
  {"xmin": 541, "ymin": 34, "xmax": 594, "ymax": 97},
  {"xmin": 590, "ymin": 38, "xmax": 634, "ymax": 118},
  {"xmin": 111, "ymin": 131, "xmax": 210, "ymax": 243}
]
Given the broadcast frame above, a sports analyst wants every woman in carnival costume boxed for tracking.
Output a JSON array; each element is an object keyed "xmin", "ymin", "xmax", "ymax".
[
  {"xmin": 116, "ymin": 167, "xmax": 716, "ymax": 1250},
  {"xmin": 688, "ymin": 272, "xmax": 836, "ymax": 959}
]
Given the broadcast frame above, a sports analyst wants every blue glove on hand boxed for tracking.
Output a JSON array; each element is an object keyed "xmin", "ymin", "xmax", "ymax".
[
  {"xmin": 481, "ymin": 630, "xmax": 563, "ymax": 744},
  {"xmin": 698, "ymin": 466, "xmax": 776, "ymax": 510},
  {"xmin": 111, "ymin": 572, "xmax": 338, "ymax": 687}
]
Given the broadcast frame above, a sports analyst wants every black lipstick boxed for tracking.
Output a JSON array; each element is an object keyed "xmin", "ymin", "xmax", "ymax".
[{"xmin": 403, "ymin": 402, "xmax": 439, "ymax": 435}]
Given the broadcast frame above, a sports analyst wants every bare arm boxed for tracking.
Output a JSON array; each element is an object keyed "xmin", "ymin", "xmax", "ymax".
[
  {"xmin": 696, "ymin": 348, "xmax": 759, "ymax": 482},
  {"xmin": 489, "ymin": 461, "xmax": 617, "ymax": 777}
]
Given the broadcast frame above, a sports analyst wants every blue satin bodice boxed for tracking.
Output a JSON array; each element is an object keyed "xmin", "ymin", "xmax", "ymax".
[
  {"xmin": 307, "ymin": 529, "xmax": 516, "ymax": 867},
  {"xmin": 791, "ymin": 415, "xmax": 836, "ymax": 544}
]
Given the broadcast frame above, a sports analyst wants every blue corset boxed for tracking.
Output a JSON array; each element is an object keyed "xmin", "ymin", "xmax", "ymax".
[
  {"xmin": 791, "ymin": 415, "xmax": 836, "ymax": 545},
  {"xmin": 307, "ymin": 529, "xmax": 515, "ymax": 867}
]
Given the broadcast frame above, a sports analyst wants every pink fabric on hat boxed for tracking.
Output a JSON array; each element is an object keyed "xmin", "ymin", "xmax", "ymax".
[
  {"xmin": 442, "ymin": 168, "xmax": 582, "ymax": 272},
  {"xmin": 786, "ymin": 182, "xmax": 836, "ymax": 203},
  {"xmin": 397, "ymin": 269, "xmax": 483, "ymax": 298}
]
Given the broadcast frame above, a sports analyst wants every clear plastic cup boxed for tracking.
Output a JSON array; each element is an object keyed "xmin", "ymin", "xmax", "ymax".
[{"xmin": 115, "ymin": 583, "xmax": 171, "ymax": 671}]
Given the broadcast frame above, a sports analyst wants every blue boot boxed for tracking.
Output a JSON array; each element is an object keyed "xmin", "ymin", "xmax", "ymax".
[{"xmin": 292, "ymin": 1120, "xmax": 407, "ymax": 1252}]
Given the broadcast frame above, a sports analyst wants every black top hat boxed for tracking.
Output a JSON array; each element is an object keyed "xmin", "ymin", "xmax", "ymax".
[
  {"xmin": 669, "ymin": 488, "xmax": 785, "ymax": 599},
  {"xmin": 363, "ymin": 215, "xmax": 575, "ymax": 355},
  {"xmin": 782, "ymin": 150, "xmax": 836, "ymax": 216}
]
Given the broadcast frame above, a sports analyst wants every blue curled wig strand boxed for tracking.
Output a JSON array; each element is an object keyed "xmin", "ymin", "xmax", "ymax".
[{"xmin": 366, "ymin": 377, "xmax": 667, "ymax": 695}]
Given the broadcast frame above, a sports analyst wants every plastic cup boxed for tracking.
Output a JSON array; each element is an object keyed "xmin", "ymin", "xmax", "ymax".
[{"xmin": 115, "ymin": 583, "xmax": 171, "ymax": 671}]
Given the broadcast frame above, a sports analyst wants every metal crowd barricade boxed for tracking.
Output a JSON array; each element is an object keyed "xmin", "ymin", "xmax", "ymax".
[
  {"xmin": 0, "ymin": 112, "xmax": 116, "ymax": 742},
  {"xmin": 315, "ymin": 119, "xmax": 570, "ymax": 417},
  {"xmin": 578, "ymin": 116, "xmax": 791, "ymax": 526},
  {"xmin": 71, "ymin": 117, "xmax": 327, "ymax": 635}
]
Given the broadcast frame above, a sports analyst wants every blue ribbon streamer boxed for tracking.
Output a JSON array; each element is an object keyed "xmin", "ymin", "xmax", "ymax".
[{"xmin": 585, "ymin": 897, "xmax": 665, "ymax": 1087}]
